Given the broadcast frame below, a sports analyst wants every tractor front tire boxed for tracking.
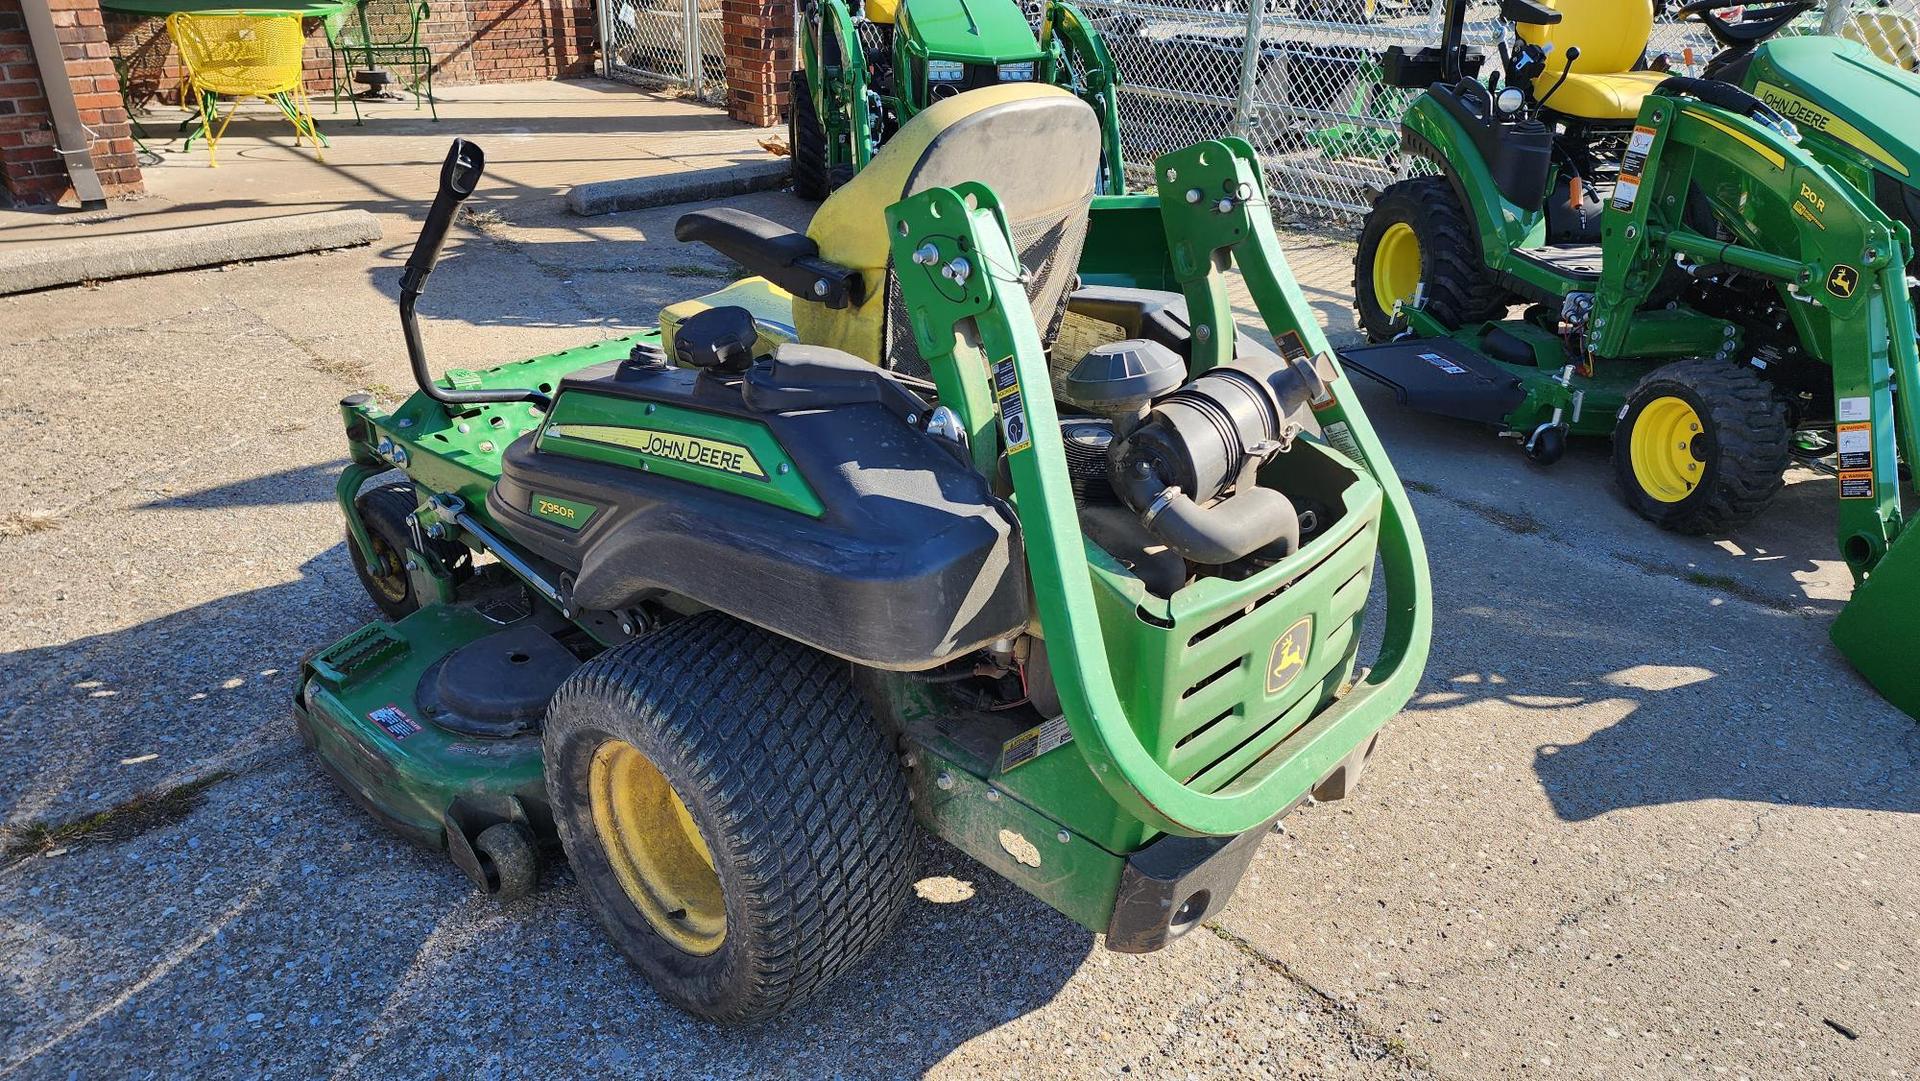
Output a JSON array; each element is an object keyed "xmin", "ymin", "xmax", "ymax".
[
  {"xmin": 543, "ymin": 612, "xmax": 917, "ymax": 1023},
  {"xmin": 1612, "ymin": 358, "xmax": 1792, "ymax": 534},
  {"xmin": 1354, "ymin": 175, "xmax": 1507, "ymax": 342},
  {"xmin": 790, "ymin": 70, "xmax": 831, "ymax": 201}
]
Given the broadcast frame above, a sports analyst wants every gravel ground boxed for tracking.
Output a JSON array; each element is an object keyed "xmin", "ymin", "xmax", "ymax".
[{"xmin": 1, "ymin": 184, "xmax": 1915, "ymax": 1079}]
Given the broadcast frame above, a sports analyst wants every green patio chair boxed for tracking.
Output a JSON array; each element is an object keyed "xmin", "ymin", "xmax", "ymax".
[{"xmin": 324, "ymin": 0, "xmax": 438, "ymax": 124}]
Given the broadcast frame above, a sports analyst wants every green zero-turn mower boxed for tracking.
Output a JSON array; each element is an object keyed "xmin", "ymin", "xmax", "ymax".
[
  {"xmin": 789, "ymin": 0, "xmax": 1124, "ymax": 198},
  {"xmin": 1341, "ymin": 0, "xmax": 1920, "ymax": 717},
  {"xmin": 295, "ymin": 83, "xmax": 1432, "ymax": 1021}
]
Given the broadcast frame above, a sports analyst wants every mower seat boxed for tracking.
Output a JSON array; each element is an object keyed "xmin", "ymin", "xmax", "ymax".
[
  {"xmin": 1519, "ymin": 0, "xmax": 1664, "ymax": 120},
  {"xmin": 799, "ymin": 82, "xmax": 1102, "ymax": 375}
]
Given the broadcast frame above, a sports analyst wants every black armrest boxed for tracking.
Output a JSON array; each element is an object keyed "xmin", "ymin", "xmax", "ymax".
[
  {"xmin": 1500, "ymin": 0, "xmax": 1562, "ymax": 24},
  {"xmin": 674, "ymin": 208, "xmax": 866, "ymax": 310}
]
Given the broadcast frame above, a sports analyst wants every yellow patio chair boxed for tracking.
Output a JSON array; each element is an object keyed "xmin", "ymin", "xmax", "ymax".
[{"xmin": 167, "ymin": 12, "xmax": 327, "ymax": 166}]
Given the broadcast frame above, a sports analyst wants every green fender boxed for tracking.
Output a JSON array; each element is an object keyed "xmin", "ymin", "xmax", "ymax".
[{"xmin": 1399, "ymin": 93, "xmax": 1545, "ymax": 264}]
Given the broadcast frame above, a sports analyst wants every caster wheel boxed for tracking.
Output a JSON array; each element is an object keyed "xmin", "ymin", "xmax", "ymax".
[{"xmin": 474, "ymin": 821, "xmax": 539, "ymax": 903}]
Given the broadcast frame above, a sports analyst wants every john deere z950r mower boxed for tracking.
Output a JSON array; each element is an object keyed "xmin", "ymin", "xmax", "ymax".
[
  {"xmin": 1342, "ymin": 0, "xmax": 1920, "ymax": 716},
  {"xmin": 789, "ymin": 0, "xmax": 1124, "ymax": 197},
  {"xmin": 297, "ymin": 85, "xmax": 1431, "ymax": 1020}
]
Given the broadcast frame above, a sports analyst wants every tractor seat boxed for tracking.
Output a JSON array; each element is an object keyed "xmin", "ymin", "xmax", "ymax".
[
  {"xmin": 1537, "ymin": 70, "xmax": 1667, "ymax": 120},
  {"xmin": 798, "ymin": 82, "xmax": 1102, "ymax": 376},
  {"xmin": 1521, "ymin": 0, "xmax": 1664, "ymax": 120},
  {"xmin": 672, "ymin": 83, "xmax": 1100, "ymax": 377}
]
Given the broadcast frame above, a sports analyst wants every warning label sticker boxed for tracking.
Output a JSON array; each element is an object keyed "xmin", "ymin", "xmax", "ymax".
[
  {"xmin": 1840, "ymin": 471, "xmax": 1875, "ymax": 499},
  {"xmin": 1838, "ymin": 395, "xmax": 1871, "ymax": 422},
  {"xmin": 1418, "ymin": 352, "xmax": 1467, "ymax": 375},
  {"xmin": 992, "ymin": 356, "xmax": 1032, "ymax": 454},
  {"xmin": 1612, "ymin": 126, "xmax": 1656, "ymax": 212},
  {"xmin": 369, "ymin": 704, "xmax": 421, "ymax": 741},
  {"xmin": 1322, "ymin": 419, "xmax": 1366, "ymax": 466},
  {"xmin": 1836, "ymin": 422, "xmax": 1873, "ymax": 472},
  {"xmin": 1000, "ymin": 715, "xmax": 1072, "ymax": 773},
  {"xmin": 1276, "ymin": 329, "xmax": 1311, "ymax": 361}
]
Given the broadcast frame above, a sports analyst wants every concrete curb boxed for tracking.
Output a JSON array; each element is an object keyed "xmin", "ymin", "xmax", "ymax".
[
  {"xmin": 566, "ymin": 159, "xmax": 792, "ymax": 216},
  {"xmin": 0, "ymin": 209, "xmax": 382, "ymax": 296}
]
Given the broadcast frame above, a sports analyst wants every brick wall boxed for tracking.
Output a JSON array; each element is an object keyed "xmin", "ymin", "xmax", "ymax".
[
  {"xmin": 721, "ymin": 0, "xmax": 789, "ymax": 127},
  {"xmin": 0, "ymin": 0, "xmax": 142, "ymax": 205},
  {"xmin": 106, "ymin": 0, "xmax": 598, "ymax": 112}
]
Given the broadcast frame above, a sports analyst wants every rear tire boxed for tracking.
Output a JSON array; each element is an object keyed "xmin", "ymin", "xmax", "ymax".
[
  {"xmin": 1612, "ymin": 358, "xmax": 1792, "ymax": 534},
  {"xmin": 790, "ymin": 70, "xmax": 830, "ymax": 201},
  {"xmin": 1354, "ymin": 175, "xmax": 1508, "ymax": 342},
  {"xmin": 543, "ymin": 612, "xmax": 917, "ymax": 1022}
]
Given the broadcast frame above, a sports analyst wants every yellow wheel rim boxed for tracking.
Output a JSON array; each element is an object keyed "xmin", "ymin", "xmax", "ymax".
[
  {"xmin": 363, "ymin": 528, "xmax": 410, "ymax": 604},
  {"xmin": 588, "ymin": 739, "xmax": 726, "ymax": 955},
  {"xmin": 1372, "ymin": 220, "xmax": 1422, "ymax": 314},
  {"xmin": 1629, "ymin": 395, "xmax": 1708, "ymax": 504}
]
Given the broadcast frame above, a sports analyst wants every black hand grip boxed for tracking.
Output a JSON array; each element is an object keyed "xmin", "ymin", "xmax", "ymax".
[
  {"xmin": 395, "ymin": 139, "xmax": 552, "ymax": 410},
  {"xmin": 402, "ymin": 139, "xmax": 484, "ymax": 296}
]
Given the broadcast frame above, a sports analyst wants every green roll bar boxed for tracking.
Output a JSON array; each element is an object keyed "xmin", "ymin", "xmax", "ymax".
[{"xmin": 885, "ymin": 141, "xmax": 1433, "ymax": 837}]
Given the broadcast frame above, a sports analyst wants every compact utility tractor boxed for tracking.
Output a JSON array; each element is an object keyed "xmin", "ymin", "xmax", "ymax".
[
  {"xmin": 789, "ymin": 0, "xmax": 1124, "ymax": 198},
  {"xmin": 1341, "ymin": 0, "xmax": 1920, "ymax": 716},
  {"xmin": 296, "ymin": 85, "xmax": 1431, "ymax": 1020}
]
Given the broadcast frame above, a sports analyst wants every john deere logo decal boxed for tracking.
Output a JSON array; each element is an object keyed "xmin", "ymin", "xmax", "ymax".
[
  {"xmin": 1266, "ymin": 616, "xmax": 1313, "ymax": 696},
  {"xmin": 1828, "ymin": 264, "xmax": 1859, "ymax": 299},
  {"xmin": 548, "ymin": 424, "xmax": 766, "ymax": 478}
]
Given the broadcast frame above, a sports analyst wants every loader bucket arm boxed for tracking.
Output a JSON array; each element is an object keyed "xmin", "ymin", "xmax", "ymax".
[
  {"xmin": 1040, "ymin": 0, "xmax": 1125, "ymax": 194},
  {"xmin": 884, "ymin": 141, "xmax": 1433, "ymax": 837},
  {"xmin": 1591, "ymin": 81, "xmax": 1920, "ymax": 718},
  {"xmin": 801, "ymin": 0, "xmax": 876, "ymax": 172}
]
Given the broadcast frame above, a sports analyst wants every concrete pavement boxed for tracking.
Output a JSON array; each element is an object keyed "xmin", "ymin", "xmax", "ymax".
[{"xmin": 1, "ymin": 172, "xmax": 1914, "ymax": 1079}]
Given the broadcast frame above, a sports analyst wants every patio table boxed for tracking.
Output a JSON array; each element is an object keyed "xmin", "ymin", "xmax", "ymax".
[
  {"xmin": 100, "ymin": 0, "xmax": 353, "ymax": 15},
  {"xmin": 102, "ymin": 0, "xmax": 357, "ymax": 146}
]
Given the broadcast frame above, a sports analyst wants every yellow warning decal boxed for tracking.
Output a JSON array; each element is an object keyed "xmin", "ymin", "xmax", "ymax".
[
  {"xmin": 1755, "ymin": 82, "xmax": 1909, "ymax": 177},
  {"xmin": 548, "ymin": 424, "xmax": 767, "ymax": 478}
]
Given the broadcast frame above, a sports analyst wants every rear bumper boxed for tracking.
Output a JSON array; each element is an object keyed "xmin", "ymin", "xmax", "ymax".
[
  {"xmin": 1104, "ymin": 730, "xmax": 1381, "ymax": 952},
  {"xmin": 1104, "ymin": 812, "xmax": 1279, "ymax": 953}
]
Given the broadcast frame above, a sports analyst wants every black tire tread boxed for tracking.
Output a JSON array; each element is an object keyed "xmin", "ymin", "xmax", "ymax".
[
  {"xmin": 544, "ymin": 612, "xmax": 916, "ymax": 1022},
  {"xmin": 790, "ymin": 69, "xmax": 830, "ymax": 201},
  {"xmin": 1612, "ymin": 358, "xmax": 1792, "ymax": 534},
  {"xmin": 1354, "ymin": 174, "xmax": 1509, "ymax": 341}
]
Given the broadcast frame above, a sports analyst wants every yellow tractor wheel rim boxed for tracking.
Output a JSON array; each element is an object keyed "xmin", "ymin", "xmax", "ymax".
[
  {"xmin": 1630, "ymin": 395, "xmax": 1708, "ymax": 503},
  {"xmin": 588, "ymin": 739, "xmax": 726, "ymax": 956},
  {"xmin": 1372, "ymin": 221, "xmax": 1422, "ymax": 313}
]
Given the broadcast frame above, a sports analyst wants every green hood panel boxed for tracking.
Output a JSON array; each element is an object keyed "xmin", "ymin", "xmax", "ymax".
[
  {"xmin": 1749, "ymin": 37, "xmax": 1920, "ymax": 180},
  {"xmin": 901, "ymin": 0, "xmax": 1041, "ymax": 62}
]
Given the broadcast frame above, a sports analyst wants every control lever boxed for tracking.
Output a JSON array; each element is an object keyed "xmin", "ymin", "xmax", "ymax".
[
  {"xmin": 1540, "ymin": 45, "xmax": 1580, "ymax": 108},
  {"xmin": 399, "ymin": 140, "xmax": 553, "ymax": 411}
]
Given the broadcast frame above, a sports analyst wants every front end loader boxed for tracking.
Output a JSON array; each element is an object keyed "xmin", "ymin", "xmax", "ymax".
[
  {"xmin": 296, "ymin": 85, "xmax": 1431, "ymax": 1022},
  {"xmin": 1341, "ymin": 0, "xmax": 1920, "ymax": 717}
]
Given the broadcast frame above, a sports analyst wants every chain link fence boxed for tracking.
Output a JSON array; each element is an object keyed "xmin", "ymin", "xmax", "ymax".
[
  {"xmin": 1076, "ymin": 0, "xmax": 1920, "ymax": 223},
  {"xmin": 600, "ymin": 0, "xmax": 728, "ymax": 102}
]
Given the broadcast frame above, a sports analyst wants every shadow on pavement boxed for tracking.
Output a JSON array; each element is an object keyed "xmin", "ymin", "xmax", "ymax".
[{"xmin": 2, "ymin": 529, "xmax": 1089, "ymax": 1076}]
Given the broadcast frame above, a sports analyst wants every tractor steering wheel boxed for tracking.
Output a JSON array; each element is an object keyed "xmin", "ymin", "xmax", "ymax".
[{"xmin": 1675, "ymin": 0, "xmax": 1817, "ymax": 50}]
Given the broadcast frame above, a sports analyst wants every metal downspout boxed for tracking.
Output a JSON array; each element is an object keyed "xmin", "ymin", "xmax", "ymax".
[{"xmin": 19, "ymin": 0, "xmax": 108, "ymax": 210}]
